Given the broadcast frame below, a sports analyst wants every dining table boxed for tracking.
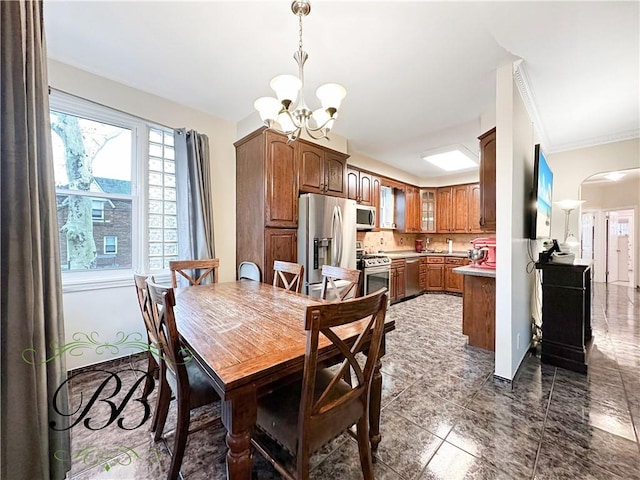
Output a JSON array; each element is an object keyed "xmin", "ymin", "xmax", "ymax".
[{"xmin": 173, "ymin": 279, "xmax": 395, "ymax": 480}]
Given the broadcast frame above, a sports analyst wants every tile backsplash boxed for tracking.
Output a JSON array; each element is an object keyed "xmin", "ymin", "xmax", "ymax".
[{"xmin": 357, "ymin": 231, "xmax": 484, "ymax": 254}]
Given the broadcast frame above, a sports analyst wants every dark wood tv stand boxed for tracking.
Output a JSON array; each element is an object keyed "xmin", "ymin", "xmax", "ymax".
[{"xmin": 536, "ymin": 260, "xmax": 592, "ymax": 374}]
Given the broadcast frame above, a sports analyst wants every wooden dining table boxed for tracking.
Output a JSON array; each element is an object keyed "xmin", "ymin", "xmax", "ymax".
[{"xmin": 173, "ymin": 279, "xmax": 395, "ymax": 480}]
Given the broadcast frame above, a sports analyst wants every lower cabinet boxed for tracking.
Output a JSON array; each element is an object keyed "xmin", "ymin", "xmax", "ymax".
[
  {"xmin": 462, "ymin": 275, "xmax": 496, "ymax": 351},
  {"xmin": 390, "ymin": 259, "xmax": 406, "ymax": 304},
  {"xmin": 444, "ymin": 257, "xmax": 468, "ymax": 293},
  {"xmin": 264, "ymin": 228, "xmax": 297, "ymax": 286},
  {"xmin": 425, "ymin": 257, "xmax": 444, "ymax": 291}
]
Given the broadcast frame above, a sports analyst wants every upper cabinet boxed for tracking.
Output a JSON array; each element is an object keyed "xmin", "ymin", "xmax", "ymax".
[
  {"xmin": 436, "ymin": 183, "xmax": 481, "ymax": 233},
  {"xmin": 436, "ymin": 187, "xmax": 453, "ymax": 233},
  {"xmin": 265, "ymin": 133, "xmax": 298, "ymax": 228},
  {"xmin": 346, "ymin": 167, "xmax": 376, "ymax": 206},
  {"xmin": 299, "ymin": 142, "xmax": 348, "ymax": 198},
  {"xmin": 420, "ymin": 188, "xmax": 436, "ymax": 233},
  {"xmin": 478, "ymin": 127, "xmax": 496, "ymax": 232}
]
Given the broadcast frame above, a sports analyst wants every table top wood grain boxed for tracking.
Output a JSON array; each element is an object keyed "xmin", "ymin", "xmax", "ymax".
[{"xmin": 174, "ymin": 280, "xmax": 394, "ymax": 397}]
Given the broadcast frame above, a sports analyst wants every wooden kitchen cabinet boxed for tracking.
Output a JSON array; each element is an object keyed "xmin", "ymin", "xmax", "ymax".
[
  {"xmin": 236, "ymin": 128, "xmax": 299, "ymax": 284},
  {"xmin": 444, "ymin": 257, "xmax": 468, "ymax": 293},
  {"xmin": 346, "ymin": 167, "xmax": 375, "ymax": 205},
  {"xmin": 478, "ymin": 127, "xmax": 496, "ymax": 232},
  {"xmin": 420, "ymin": 189, "xmax": 436, "ymax": 233},
  {"xmin": 265, "ymin": 133, "xmax": 298, "ymax": 228},
  {"xmin": 390, "ymin": 258, "xmax": 406, "ymax": 303},
  {"xmin": 468, "ymin": 183, "xmax": 483, "ymax": 233},
  {"xmin": 405, "ymin": 185, "xmax": 421, "ymax": 233},
  {"xmin": 462, "ymin": 274, "xmax": 495, "ymax": 351},
  {"xmin": 425, "ymin": 256, "xmax": 445, "ymax": 291},
  {"xmin": 436, "ymin": 187, "xmax": 453, "ymax": 233},
  {"xmin": 452, "ymin": 184, "xmax": 469, "ymax": 232},
  {"xmin": 264, "ymin": 228, "xmax": 297, "ymax": 286},
  {"xmin": 437, "ymin": 183, "xmax": 481, "ymax": 234},
  {"xmin": 299, "ymin": 142, "xmax": 348, "ymax": 198}
]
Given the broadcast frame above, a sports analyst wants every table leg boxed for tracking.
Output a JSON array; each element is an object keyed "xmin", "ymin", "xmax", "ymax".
[
  {"xmin": 368, "ymin": 336, "xmax": 386, "ymax": 456},
  {"xmin": 221, "ymin": 388, "xmax": 257, "ymax": 480}
]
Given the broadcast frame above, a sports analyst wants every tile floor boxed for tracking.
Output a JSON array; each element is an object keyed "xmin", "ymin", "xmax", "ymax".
[{"xmin": 65, "ymin": 282, "xmax": 639, "ymax": 479}]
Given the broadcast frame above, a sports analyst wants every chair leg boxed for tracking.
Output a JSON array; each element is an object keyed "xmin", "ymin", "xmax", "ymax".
[
  {"xmin": 356, "ymin": 416, "xmax": 374, "ymax": 480},
  {"xmin": 153, "ymin": 375, "xmax": 171, "ymax": 440},
  {"xmin": 142, "ymin": 352, "xmax": 157, "ymax": 401},
  {"xmin": 167, "ymin": 395, "xmax": 190, "ymax": 480}
]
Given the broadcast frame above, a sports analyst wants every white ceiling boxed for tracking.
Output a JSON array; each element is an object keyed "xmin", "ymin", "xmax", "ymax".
[{"xmin": 44, "ymin": 1, "xmax": 639, "ymax": 179}]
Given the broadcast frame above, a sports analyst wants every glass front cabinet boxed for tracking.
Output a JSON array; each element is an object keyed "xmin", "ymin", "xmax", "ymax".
[{"xmin": 420, "ymin": 188, "xmax": 436, "ymax": 233}]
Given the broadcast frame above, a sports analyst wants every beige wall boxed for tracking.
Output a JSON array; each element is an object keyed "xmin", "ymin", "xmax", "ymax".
[
  {"xmin": 48, "ymin": 60, "xmax": 237, "ymax": 369},
  {"xmin": 547, "ymin": 138, "xmax": 640, "ymax": 243},
  {"xmin": 581, "ymin": 173, "xmax": 640, "ymax": 286}
]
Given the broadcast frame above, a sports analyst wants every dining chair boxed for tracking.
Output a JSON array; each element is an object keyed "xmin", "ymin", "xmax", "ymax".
[
  {"xmin": 146, "ymin": 279, "xmax": 222, "ymax": 480},
  {"xmin": 252, "ymin": 288, "xmax": 389, "ymax": 480},
  {"xmin": 320, "ymin": 265, "xmax": 361, "ymax": 302},
  {"xmin": 238, "ymin": 261, "xmax": 261, "ymax": 281},
  {"xmin": 169, "ymin": 258, "xmax": 219, "ymax": 288},
  {"xmin": 133, "ymin": 274, "xmax": 157, "ymax": 398},
  {"xmin": 272, "ymin": 260, "xmax": 304, "ymax": 293},
  {"xmin": 133, "ymin": 274, "xmax": 161, "ymax": 427}
]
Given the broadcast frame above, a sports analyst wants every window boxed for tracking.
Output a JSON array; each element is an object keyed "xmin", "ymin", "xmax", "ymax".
[
  {"xmin": 50, "ymin": 92, "xmax": 179, "ymax": 289},
  {"xmin": 91, "ymin": 199, "xmax": 105, "ymax": 221},
  {"xmin": 104, "ymin": 236, "xmax": 118, "ymax": 254},
  {"xmin": 147, "ymin": 129, "xmax": 178, "ymax": 270}
]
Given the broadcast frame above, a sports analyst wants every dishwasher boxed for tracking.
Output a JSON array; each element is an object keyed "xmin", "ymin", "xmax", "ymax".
[{"xmin": 405, "ymin": 257, "xmax": 421, "ymax": 298}]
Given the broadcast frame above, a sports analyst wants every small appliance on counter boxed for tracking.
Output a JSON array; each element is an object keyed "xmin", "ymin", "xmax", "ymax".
[{"xmin": 468, "ymin": 237, "xmax": 496, "ymax": 268}]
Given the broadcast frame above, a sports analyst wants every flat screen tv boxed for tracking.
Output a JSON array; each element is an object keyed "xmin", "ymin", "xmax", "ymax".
[{"xmin": 529, "ymin": 144, "xmax": 553, "ymax": 239}]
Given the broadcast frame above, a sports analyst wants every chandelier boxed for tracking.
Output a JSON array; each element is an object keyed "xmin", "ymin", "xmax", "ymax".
[{"xmin": 254, "ymin": 1, "xmax": 346, "ymax": 142}]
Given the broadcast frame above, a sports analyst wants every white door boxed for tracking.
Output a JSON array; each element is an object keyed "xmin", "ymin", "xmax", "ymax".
[{"xmin": 606, "ymin": 209, "xmax": 634, "ymax": 285}]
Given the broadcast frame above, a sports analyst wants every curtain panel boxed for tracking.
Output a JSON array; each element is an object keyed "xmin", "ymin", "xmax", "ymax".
[
  {"xmin": 175, "ymin": 129, "xmax": 216, "ymax": 263},
  {"xmin": 0, "ymin": 1, "xmax": 70, "ymax": 479}
]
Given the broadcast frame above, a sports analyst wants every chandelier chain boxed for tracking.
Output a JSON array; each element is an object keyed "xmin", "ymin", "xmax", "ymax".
[{"xmin": 298, "ymin": 10, "xmax": 304, "ymax": 53}]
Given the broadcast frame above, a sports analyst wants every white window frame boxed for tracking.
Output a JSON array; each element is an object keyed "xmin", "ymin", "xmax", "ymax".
[
  {"xmin": 103, "ymin": 235, "xmax": 118, "ymax": 255},
  {"xmin": 91, "ymin": 199, "xmax": 106, "ymax": 221},
  {"xmin": 50, "ymin": 92, "xmax": 148, "ymax": 292}
]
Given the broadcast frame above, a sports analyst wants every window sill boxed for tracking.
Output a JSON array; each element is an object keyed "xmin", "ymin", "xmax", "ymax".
[{"xmin": 62, "ymin": 271, "xmax": 171, "ymax": 293}]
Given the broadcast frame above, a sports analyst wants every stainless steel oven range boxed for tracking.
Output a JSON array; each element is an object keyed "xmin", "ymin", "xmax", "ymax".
[{"xmin": 359, "ymin": 255, "xmax": 391, "ymax": 296}]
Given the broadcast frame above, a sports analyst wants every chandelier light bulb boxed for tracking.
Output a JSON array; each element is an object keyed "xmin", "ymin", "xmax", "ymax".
[
  {"xmin": 254, "ymin": 97, "xmax": 281, "ymax": 123},
  {"xmin": 276, "ymin": 112, "xmax": 297, "ymax": 134},
  {"xmin": 312, "ymin": 108, "xmax": 335, "ymax": 131},
  {"xmin": 316, "ymin": 83, "xmax": 346, "ymax": 111},
  {"xmin": 270, "ymin": 74, "xmax": 302, "ymax": 108}
]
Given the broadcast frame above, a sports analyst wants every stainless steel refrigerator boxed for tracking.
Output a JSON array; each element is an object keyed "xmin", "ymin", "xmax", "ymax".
[{"xmin": 298, "ymin": 193, "xmax": 357, "ymax": 297}]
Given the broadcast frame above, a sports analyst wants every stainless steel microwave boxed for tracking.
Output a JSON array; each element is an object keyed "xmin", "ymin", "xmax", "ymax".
[{"xmin": 355, "ymin": 205, "xmax": 376, "ymax": 230}]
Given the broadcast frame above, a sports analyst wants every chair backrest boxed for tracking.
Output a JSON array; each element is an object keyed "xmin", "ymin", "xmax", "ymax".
[
  {"xmin": 298, "ymin": 288, "xmax": 388, "ymax": 454},
  {"xmin": 169, "ymin": 258, "xmax": 219, "ymax": 288},
  {"xmin": 146, "ymin": 279, "xmax": 188, "ymax": 384},
  {"xmin": 319, "ymin": 265, "xmax": 361, "ymax": 302},
  {"xmin": 272, "ymin": 261, "xmax": 304, "ymax": 293},
  {"xmin": 238, "ymin": 261, "xmax": 261, "ymax": 281},
  {"xmin": 133, "ymin": 273, "xmax": 157, "ymax": 343}
]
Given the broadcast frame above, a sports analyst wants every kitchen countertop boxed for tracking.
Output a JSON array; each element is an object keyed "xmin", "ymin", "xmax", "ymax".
[
  {"xmin": 375, "ymin": 250, "xmax": 469, "ymax": 259},
  {"xmin": 452, "ymin": 265, "xmax": 496, "ymax": 278}
]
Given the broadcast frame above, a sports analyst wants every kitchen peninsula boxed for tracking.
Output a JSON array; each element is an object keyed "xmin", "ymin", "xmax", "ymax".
[{"xmin": 454, "ymin": 266, "xmax": 496, "ymax": 351}]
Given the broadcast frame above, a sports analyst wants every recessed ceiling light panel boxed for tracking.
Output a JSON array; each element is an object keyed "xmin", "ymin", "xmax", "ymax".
[{"xmin": 422, "ymin": 145, "xmax": 478, "ymax": 172}]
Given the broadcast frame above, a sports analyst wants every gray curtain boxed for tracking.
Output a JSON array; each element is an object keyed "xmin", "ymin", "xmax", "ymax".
[
  {"xmin": 1, "ymin": 2, "xmax": 70, "ymax": 479},
  {"xmin": 175, "ymin": 129, "xmax": 216, "ymax": 262}
]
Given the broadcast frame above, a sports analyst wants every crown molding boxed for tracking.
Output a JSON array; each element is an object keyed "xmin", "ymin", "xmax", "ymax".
[
  {"xmin": 546, "ymin": 128, "xmax": 640, "ymax": 154},
  {"xmin": 512, "ymin": 60, "xmax": 640, "ymax": 155},
  {"xmin": 512, "ymin": 60, "xmax": 550, "ymax": 149}
]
